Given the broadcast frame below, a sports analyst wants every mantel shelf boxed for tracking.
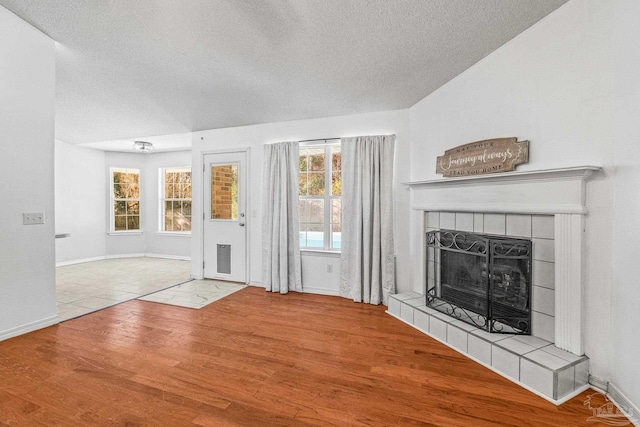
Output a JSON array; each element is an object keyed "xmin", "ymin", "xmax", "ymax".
[{"xmin": 403, "ymin": 166, "xmax": 602, "ymax": 187}]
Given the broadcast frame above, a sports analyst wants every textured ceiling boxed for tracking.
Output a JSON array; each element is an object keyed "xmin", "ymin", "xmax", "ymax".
[{"xmin": 1, "ymin": 0, "xmax": 567, "ymax": 149}]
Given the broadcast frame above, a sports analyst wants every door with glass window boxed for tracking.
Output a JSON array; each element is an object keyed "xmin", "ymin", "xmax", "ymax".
[{"xmin": 203, "ymin": 151, "xmax": 247, "ymax": 282}]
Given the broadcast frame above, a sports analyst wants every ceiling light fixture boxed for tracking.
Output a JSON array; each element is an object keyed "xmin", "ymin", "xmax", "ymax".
[{"xmin": 133, "ymin": 140, "xmax": 154, "ymax": 153}]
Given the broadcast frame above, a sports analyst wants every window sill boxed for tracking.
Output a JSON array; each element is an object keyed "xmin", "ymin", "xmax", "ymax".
[
  {"xmin": 108, "ymin": 231, "xmax": 143, "ymax": 236},
  {"xmin": 156, "ymin": 231, "xmax": 191, "ymax": 237},
  {"xmin": 301, "ymin": 249, "xmax": 341, "ymax": 257}
]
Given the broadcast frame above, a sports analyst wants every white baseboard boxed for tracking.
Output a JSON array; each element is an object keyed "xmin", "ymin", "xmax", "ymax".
[
  {"xmin": 608, "ymin": 383, "xmax": 640, "ymax": 427},
  {"xmin": 105, "ymin": 253, "xmax": 146, "ymax": 259},
  {"xmin": 144, "ymin": 253, "xmax": 191, "ymax": 261},
  {"xmin": 57, "ymin": 253, "xmax": 191, "ymax": 267},
  {"xmin": 0, "ymin": 315, "xmax": 59, "ymax": 342},
  {"xmin": 56, "ymin": 256, "xmax": 105, "ymax": 267},
  {"xmin": 302, "ymin": 286, "xmax": 340, "ymax": 297},
  {"xmin": 248, "ymin": 281, "xmax": 263, "ymax": 287}
]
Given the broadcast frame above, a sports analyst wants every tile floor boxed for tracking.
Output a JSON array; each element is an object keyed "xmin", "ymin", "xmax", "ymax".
[
  {"xmin": 56, "ymin": 257, "xmax": 191, "ymax": 321},
  {"xmin": 138, "ymin": 279, "xmax": 246, "ymax": 309}
]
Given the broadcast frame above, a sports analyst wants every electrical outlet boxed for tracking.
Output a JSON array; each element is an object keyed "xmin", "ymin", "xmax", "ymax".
[
  {"xmin": 327, "ymin": 263, "xmax": 333, "ymax": 273},
  {"xmin": 23, "ymin": 212, "xmax": 45, "ymax": 225}
]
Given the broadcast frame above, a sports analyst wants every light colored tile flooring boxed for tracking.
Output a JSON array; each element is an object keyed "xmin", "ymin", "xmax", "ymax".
[
  {"xmin": 56, "ymin": 257, "xmax": 191, "ymax": 321},
  {"xmin": 138, "ymin": 279, "xmax": 246, "ymax": 309}
]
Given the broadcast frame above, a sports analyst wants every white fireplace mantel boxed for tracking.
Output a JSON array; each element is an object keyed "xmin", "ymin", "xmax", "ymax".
[
  {"xmin": 406, "ymin": 166, "xmax": 602, "ymax": 356},
  {"xmin": 404, "ymin": 166, "xmax": 601, "ymax": 215}
]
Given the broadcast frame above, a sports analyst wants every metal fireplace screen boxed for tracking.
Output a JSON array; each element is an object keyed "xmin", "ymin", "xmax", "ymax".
[{"xmin": 426, "ymin": 229, "xmax": 532, "ymax": 334}]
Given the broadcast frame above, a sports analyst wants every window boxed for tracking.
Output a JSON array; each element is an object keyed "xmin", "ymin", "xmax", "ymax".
[
  {"xmin": 111, "ymin": 168, "xmax": 140, "ymax": 231},
  {"xmin": 299, "ymin": 141, "xmax": 341, "ymax": 250},
  {"xmin": 210, "ymin": 164, "xmax": 237, "ymax": 220},
  {"xmin": 161, "ymin": 167, "xmax": 192, "ymax": 232}
]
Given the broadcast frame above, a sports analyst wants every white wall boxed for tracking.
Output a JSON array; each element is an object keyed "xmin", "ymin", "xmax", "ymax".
[
  {"xmin": 191, "ymin": 109, "xmax": 411, "ymax": 296},
  {"xmin": 55, "ymin": 140, "xmax": 106, "ymax": 263},
  {"xmin": 609, "ymin": 0, "xmax": 640, "ymax": 412},
  {"xmin": 409, "ymin": 0, "xmax": 639, "ymax": 409},
  {"xmin": 143, "ymin": 150, "xmax": 192, "ymax": 258},
  {"xmin": 0, "ymin": 6, "xmax": 57, "ymax": 339}
]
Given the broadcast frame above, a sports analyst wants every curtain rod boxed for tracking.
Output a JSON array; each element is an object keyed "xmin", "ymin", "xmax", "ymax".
[{"xmin": 298, "ymin": 137, "xmax": 341, "ymax": 143}]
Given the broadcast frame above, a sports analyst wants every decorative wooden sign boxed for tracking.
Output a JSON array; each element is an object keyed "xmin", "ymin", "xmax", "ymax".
[{"xmin": 436, "ymin": 137, "xmax": 529, "ymax": 177}]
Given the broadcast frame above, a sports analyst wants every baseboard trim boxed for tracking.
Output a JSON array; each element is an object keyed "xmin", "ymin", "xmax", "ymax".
[
  {"xmin": 57, "ymin": 254, "xmax": 191, "ymax": 267},
  {"xmin": 56, "ymin": 256, "xmax": 105, "ymax": 267},
  {"xmin": 144, "ymin": 253, "xmax": 191, "ymax": 261},
  {"xmin": 302, "ymin": 287, "xmax": 340, "ymax": 297},
  {"xmin": 0, "ymin": 315, "xmax": 59, "ymax": 342},
  {"xmin": 105, "ymin": 253, "xmax": 146, "ymax": 259},
  {"xmin": 248, "ymin": 281, "xmax": 263, "ymax": 287},
  {"xmin": 588, "ymin": 374, "xmax": 609, "ymax": 393},
  {"xmin": 608, "ymin": 383, "xmax": 640, "ymax": 426}
]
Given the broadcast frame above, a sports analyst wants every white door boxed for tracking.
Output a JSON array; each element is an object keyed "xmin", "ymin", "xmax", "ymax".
[{"xmin": 203, "ymin": 151, "xmax": 247, "ymax": 282}]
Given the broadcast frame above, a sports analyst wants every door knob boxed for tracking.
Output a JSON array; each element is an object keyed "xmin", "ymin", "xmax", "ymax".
[{"xmin": 239, "ymin": 222, "xmax": 245, "ymax": 227}]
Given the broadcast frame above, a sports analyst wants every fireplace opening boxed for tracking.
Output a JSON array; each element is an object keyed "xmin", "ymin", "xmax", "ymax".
[{"xmin": 426, "ymin": 229, "xmax": 532, "ymax": 334}]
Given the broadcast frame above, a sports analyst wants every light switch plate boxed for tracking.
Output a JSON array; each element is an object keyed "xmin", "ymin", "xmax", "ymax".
[{"xmin": 23, "ymin": 212, "xmax": 45, "ymax": 225}]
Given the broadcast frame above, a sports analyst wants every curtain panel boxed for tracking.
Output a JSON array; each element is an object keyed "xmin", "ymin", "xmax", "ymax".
[
  {"xmin": 262, "ymin": 141, "xmax": 302, "ymax": 294},
  {"xmin": 340, "ymin": 135, "xmax": 395, "ymax": 305}
]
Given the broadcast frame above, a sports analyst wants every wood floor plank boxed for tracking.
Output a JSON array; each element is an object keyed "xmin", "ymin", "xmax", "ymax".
[{"xmin": 0, "ymin": 287, "xmax": 624, "ymax": 426}]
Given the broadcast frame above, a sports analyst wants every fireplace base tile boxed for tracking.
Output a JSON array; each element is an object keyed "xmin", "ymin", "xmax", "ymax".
[{"xmin": 387, "ymin": 293, "xmax": 590, "ymax": 405}]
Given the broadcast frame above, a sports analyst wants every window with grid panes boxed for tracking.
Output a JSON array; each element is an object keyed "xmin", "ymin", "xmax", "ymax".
[
  {"xmin": 161, "ymin": 167, "xmax": 192, "ymax": 232},
  {"xmin": 111, "ymin": 168, "xmax": 140, "ymax": 231},
  {"xmin": 299, "ymin": 141, "xmax": 341, "ymax": 250}
]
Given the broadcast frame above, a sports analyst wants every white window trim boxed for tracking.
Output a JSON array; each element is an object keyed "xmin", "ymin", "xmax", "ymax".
[
  {"xmin": 299, "ymin": 139, "xmax": 341, "ymax": 252},
  {"xmin": 159, "ymin": 166, "xmax": 192, "ymax": 234},
  {"xmin": 110, "ymin": 167, "xmax": 141, "ymax": 233}
]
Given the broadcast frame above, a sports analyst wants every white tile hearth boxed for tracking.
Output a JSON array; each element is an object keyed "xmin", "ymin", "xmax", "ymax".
[
  {"xmin": 138, "ymin": 279, "xmax": 246, "ymax": 309},
  {"xmin": 387, "ymin": 293, "xmax": 589, "ymax": 403}
]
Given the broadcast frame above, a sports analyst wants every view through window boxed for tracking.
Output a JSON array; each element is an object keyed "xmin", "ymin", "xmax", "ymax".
[
  {"xmin": 162, "ymin": 167, "xmax": 192, "ymax": 232},
  {"xmin": 111, "ymin": 168, "xmax": 140, "ymax": 231},
  {"xmin": 299, "ymin": 142, "xmax": 341, "ymax": 250}
]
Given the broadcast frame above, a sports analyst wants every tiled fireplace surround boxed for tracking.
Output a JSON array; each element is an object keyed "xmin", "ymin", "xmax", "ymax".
[{"xmin": 387, "ymin": 166, "xmax": 601, "ymax": 404}]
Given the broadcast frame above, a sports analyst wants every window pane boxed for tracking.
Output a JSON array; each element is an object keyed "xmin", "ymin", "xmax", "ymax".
[
  {"xmin": 299, "ymin": 231, "xmax": 307, "ymax": 248},
  {"xmin": 164, "ymin": 201, "xmax": 173, "ymax": 231},
  {"xmin": 302, "ymin": 223, "xmax": 323, "ymax": 248},
  {"xmin": 299, "ymin": 173, "xmax": 308, "ymax": 196},
  {"xmin": 307, "ymin": 199, "xmax": 324, "ymax": 223},
  {"xmin": 184, "ymin": 183, "xmax": 192, "ymax": 199},
  {"xmin": 127, "ymin": 216, "xmax": 140, "ymax": 230},
  {"xmin": 332, "ymin": 172, "xmax": 341, "ymax": 196},
  {"xmin": 298, "ymin": 200, "xmax": 307, "ymax": 222},
  {"xmin": 332, "ymin": 147, "xmax": 341, "ymax": 171},
  {"xmin": 307, "ymin": 172, "xmax": 324, "ymax": 196},
  {"xmin": 332, "ymin": 224, "xmax": 342, "ymax": 249},
  {"xmin": 299, "ymin": 154, "xmax": 308, "ymax": 172},
  {"xmin": 309, "ymin": 151, "xmax": 325, "ymax": 171},
  {"xmin": 114, "ymin": 216, "xmax": 126, "ymax": 231},
  {"xmin": 180, "ymin": 216, "xmax": 191, "ymax": 232},
  {"xmin": 211, "ymin": 164, "xmax": 238, "ymax": 220},
  {"xmin": 331, "ymin": 199, "xmax": 341, "ymax": 225},
  {"xmin": 165, "ymin": 182, "xmax": 173, "ymax": 199},
  {"xmin": 114, "ymin": 201, "xmax": 126, "ymax": 215},
  {"xmin": 127, "ymin": 201, "xmax": 139, "ymax": 215},
  {"xmin": 183, "ymin": 201, "xmax": 192, "ymax": 216}
]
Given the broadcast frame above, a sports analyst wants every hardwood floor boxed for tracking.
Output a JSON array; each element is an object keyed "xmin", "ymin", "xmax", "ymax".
[{"xmin": 0, "ymin": 287, "xmax": 613, "ymax": 426}]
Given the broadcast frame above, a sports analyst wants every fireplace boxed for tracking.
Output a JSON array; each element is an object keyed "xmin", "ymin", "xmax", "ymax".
[{"xmin": 426, "ymin": 229, "xmax": 532, "ymax": 334}]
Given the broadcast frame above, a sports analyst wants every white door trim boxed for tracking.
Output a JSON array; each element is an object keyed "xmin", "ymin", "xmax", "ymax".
[{"xmin": 201, "ymin": 147, "xmax": 250, "ymax": 283}]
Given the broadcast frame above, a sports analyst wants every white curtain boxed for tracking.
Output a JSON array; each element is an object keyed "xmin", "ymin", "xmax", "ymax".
[
  {"xmin": 262, "ymin": 141, "xmax": 302, "ymax": 294},
  {"xmin": 340, "ymin": 135, "xmax": 395, "ymax": 305}
]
